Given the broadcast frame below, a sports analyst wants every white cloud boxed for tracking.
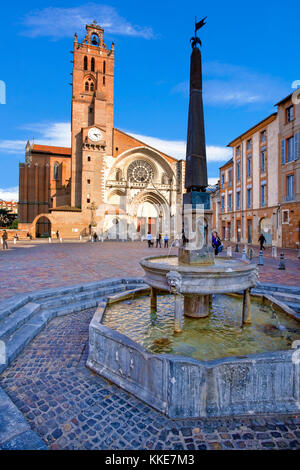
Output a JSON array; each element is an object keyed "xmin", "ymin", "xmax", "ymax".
[
  {"xmin": 0, "ymin": 122, "xmax": 230, "ymax": 168},
  {"xmin": 127, "ymin": 131, "xmax": 231, "ymax": 162},
  {"xmin": 0, "ymin": 186, "xmax": 18, "ymax": 201},
  {"xmin": 22, "ymin": 122, "xmax": 71, "ymax": 147},
  {"xmin": 172, "ymin": 61, "xmax": 289, "ymax": 107},
  {"xmin": 208, "ymin": 177, "xmax": 219, "ymax": 186},
  {"xmin": 21, "ymin": 4, "xmax": 154, "ymax": 40}
]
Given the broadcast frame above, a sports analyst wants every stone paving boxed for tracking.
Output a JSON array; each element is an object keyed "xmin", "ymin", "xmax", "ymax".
[
  {"xmin": 1, "ymin": 308, "xmax": 300, "ymax": 450},
  {"xmin": 0, "ymin": 240, "xmax": 299, "ymax": 301}
]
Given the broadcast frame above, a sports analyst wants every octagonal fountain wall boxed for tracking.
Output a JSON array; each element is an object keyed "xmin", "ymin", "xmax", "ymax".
[{"xmin": 87, "ymin": 289, "xmax": 300, "ymax": 419}]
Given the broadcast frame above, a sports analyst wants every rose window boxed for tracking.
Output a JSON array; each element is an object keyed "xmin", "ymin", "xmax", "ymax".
[{"xmin": 127, "ymin": 160, "xmax": 154, "ymax": 183}]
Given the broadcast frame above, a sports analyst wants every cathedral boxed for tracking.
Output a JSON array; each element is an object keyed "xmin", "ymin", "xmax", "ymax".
[{"xmin": 19, "ymin": 22, "xmax": 184, "ymax": 239}]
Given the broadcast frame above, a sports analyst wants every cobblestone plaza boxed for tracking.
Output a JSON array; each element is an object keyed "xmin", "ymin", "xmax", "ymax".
[{"xmin": 0, "ymin": 241, "xmax": 300, "ymax": 450}]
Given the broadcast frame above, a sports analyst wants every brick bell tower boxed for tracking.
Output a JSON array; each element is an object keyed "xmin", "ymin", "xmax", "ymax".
[{"xmin": 71, "ymin": 21, "xmax": 114, "ymax": 209}]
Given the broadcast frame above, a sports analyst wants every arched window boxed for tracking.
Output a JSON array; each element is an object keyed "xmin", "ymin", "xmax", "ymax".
[
  {"xmin": 103, "ymin": 61, "xmax": 106, "ymax": 74},
  {"xmin": 91, "ymin": 58, "xmax": 95, "ymax": 72},
  {"xmin": 103, "ymin": 76, "xmax": 105, "ymax": 86},
  {"xmin": 84, "ymin": 56, "xmax": 88, "ymax": 70},
  {"xmin": 53, "ymin": 162, "xmax": 59, "ymax": 181},
  {"xmin": 90, "ymin": 82, "xmax": 94, "ymax": 91},
  {"xmin": 85, "ymin": 82, "xmax": 89, "ymax": 91},
  {"xmin": 91, "ymin": 34, "xmax": 99, "ymax": 46},
  {"xmin": 115, "ymin": 169, "xmax": 122, "ymax": 181}
]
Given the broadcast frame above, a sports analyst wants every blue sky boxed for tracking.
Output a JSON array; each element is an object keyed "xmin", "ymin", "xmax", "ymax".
[{"xmin": 0, "ymin": 0, "xmax": 299, "ymax": 200}]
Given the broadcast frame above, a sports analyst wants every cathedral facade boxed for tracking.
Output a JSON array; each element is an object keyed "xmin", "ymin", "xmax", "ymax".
[{"xmin": 19, "ymin": 22, "xmax": 184, "ymax": 239}]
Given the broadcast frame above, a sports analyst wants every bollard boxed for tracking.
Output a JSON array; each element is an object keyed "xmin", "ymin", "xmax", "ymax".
[
  {"xmin": 227, "ymin": 246, "xmax": 232, "ymax": 258},
  {"xmin": 258, "ymin": 249, "xmax": 264, "ymax": 266},
  {"xmin": 272, "ymin": 246, "xmax": 277, "ymax": 258},
  {"xmin": 13, "ymin": 238, "xmax": 16, "ymax": 245},
  {"xmin": 48, "ymin": 237, "xmax": 52, "ymax": 243},
  {"xmin": 80, "ymin": 235, "xmax": 82, "ymax": 241},
  {"xmin": 60, "ymin": 237, "xmax": 63, "ymax": 243},
  {"xmin": 242, "ymin": 248, "xmax": 247, "ymax": 261},
  {"xmin": 278, "ymin": 252, "xmax": 286, "ymax": 270},
  {"xmin": 248, "ymin": 247, "xmax": 253, "ymax": 260},
  {"xmin": 235, "ymin": 243, "xmax": 239, "ymax": 253}
]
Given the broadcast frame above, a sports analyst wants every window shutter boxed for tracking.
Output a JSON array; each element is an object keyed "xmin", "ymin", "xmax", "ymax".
[
  {"xmin": 295, "ymin": 132, "xmax": 299, "ymax": 160},
  {"xmin": 281, "ymin": 139, "xmax": 285, "ymax": 164}
]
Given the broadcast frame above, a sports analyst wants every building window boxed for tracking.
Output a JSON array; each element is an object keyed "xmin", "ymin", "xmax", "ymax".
[
  {"xmin": 260, "ymin": 130, "xmax": 266, "ymax": 143},
  {"xmin": 236, "ymin": 191, "xmax": 240, "ymax": 210},
  {"xmin": 91, "ymin": 58, "xmax": 95, "ymax": 72},
  {"xmin": 53, "ymin": 163, "xmax": 59, "ymax": 181},
  {"xmin": 103, "ymin": 61, "xmax": 106, "ymax": 74},
  {"xmin": 87, "ymin": 198, "xmax": 90, "ymax": 203},
  {"xmin": 236, "ymin": 146, "xmax": 240, "ymax": 157},
  {"xmin": 236, "ymin": 220, "xmax": 241, "ymax": 242},
  {"xmin": 287, "ymin": 136, "xmax": 294, "ymax": 162},
  {"xmin": 228, "ymin": 222, "xmax": 231, "ymax": 241},
  {"xmin": 90, "ymin": 82, "xmax": 94, "ymax": 91},
  {"xmin": 282, "ymin": 210, "xmax": 289, "ymax": 224},
  {"xmin": 247, "ymin": 220, "xmax": 252, "ymax": 244},
  {"xmin": 103, "ymin": 76, "xmax": 105, "ymax": 86},
  {"xmin": 261, "ymin": 183, "xmax": 266, "ymax": 207},
  {"xmin": 286, "ymin": 105, "xmax": 294, "ymax": 123},
  {"xmin": 85, "ymin": 82, "xmax": 89, "ymax": 91},
  {"xmin": 236, "ymin": 161, "xmax": 240, "ymax": 181},
  {"xmin": 247, "ymin": 188, "xmax": 252, "ymax": 208},
  {"xmin": 247, "ymin": 155, "xmax": 252, "ymax": 177},
  {"xmin": 84, "ymin": 56, "xmax": 88, "ymax": 70},
  {"xmin": 228, "ymin": 194, "xmax": 232, "ymax": 211},
  {"xmin": 260, "ymin": 148, "xmax": 266, "ymax": 172},
  {"xmin": 221, "ymin": 195, "xmax": 225, "ymax": 212},
  {"xmin": 286, "ymin": 174, "xmax": 294, "ymax": 201},
  {"xmin": 88, "ymin": 156, "xmax": 91, "ymax": 162},
  {"xmin": 87, "ymin": 179, "xmax": 90, "ymax": 184},
  {"xmin": 228, "ymin": 169, "xmax": 232, "ymax": 186},
  {"xmin": 221, "ymin": 173, "xmax": 225, "ymax": 188},
  {"xmin": 247, "ymin": 139, "xmax": 252, "ymax": 151},
  {"xmin": 222, "ymin": 223, "xmax": 226, "ymax": 240}
]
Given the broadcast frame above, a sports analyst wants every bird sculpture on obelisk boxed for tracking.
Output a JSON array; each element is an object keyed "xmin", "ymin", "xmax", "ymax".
[{"xmin": 179, "ymin": 16, "xmax": 214, "ymax": 265}]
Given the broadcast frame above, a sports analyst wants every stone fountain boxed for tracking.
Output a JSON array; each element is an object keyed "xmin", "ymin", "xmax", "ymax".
[
  {"xmin": 87, "ymin": 19, "xmax": 300, "ymax": 419},
  {"xmin": 140, "ymin": 19, "xmax": 258, "ymax": 330}
]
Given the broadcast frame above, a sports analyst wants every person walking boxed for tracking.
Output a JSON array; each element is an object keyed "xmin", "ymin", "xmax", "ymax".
[
  {"xmin": 93, "ymin": 232, "xmax": 98, "ymax": 242},
  {"xmin": 146, "ymin": 232, "xmax": 152, "ymax": 248},
  {"xmin": 258, "ymin": 233, "xmax": 266, "ymax": 250},
  {"xmin": 156, "ymin": 233, "xmax": 162, "ymax": 248},
  {"xmin": 2, "ymin": 230, "xmax": 8, "ymax": 250},
  {"xmin": 212, "ymin": 231, "xmax": 222, "ymax": 256},
  {"xmin": 56, "ymin": 230, "xmax": 59, "ymax": 239},
  {"xmin": 164, "ymin": 234, "xmax": 169, "ymax": 248}
]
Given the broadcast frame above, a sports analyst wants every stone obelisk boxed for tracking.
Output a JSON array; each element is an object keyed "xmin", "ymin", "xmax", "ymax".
[{"xmin": 179, "ymin": 17, "xmax": 214, "ymax": 268}]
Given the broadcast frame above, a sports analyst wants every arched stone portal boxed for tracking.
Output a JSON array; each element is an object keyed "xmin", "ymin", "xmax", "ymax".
[
  {"xmin": 129, "ymin": 191, "xmax": 171, "ymax": 239},
  {"xmin": 35, "ymin": 216, "xmax": 52, "ymax": 238},
  {"xmin": 259, "ymin": 217, "xmax": 272, "ymax": 245}
]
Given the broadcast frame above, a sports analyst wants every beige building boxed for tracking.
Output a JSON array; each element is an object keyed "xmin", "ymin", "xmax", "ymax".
[{"xmin": 215, "ymin": 91, "xmax": 300, "ymax": 248}]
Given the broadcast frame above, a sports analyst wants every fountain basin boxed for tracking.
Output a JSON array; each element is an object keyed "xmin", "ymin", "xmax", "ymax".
[
  {"xmin": 139, "ymin": 255, "xmax": 258, "ymax": 295},
  {"xmin": 86, "ymin": 289, "xmax": 300, "ymax": 419}
]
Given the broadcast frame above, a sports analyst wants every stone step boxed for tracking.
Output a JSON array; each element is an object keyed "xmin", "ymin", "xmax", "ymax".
[
  {"xmin": 38, "ymin": 284, "xmax": 139, "ymax": 309},
  {"xmin": 0, "ymin": 303, "xmax": 41, "ymax": 340},
  {"xmin": 0, "ymin": 296, "xmax": 29, "ymax": 323},
  {"xmin": 286, "ymin": 302, "xmax": 300, "ymax": 313},
  {"xmin": 0, "ymin": 309, "xmax": 55, "ymax": 374},
  {"xmin": 45, "ymin": 291, "xmax": 123, "ymax": 317},
  {"xmin": 271, "ymin": 291, "xmax": 300, "ymax": 304},
  {"xmin": 255, "ymin": 283, "xmax": 300, "ymax": 296}
]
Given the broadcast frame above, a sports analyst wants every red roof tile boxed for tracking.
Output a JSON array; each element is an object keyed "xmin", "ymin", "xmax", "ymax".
[{"xmin": 32, "ymin": 144, "xmax": 71, "ymax": 156}]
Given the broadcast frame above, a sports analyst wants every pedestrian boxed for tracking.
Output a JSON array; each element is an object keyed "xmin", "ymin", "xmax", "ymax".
[
  {"xmin": 56, "ymin": 230, "xmax": 59, "ymax": 239},
  {"xmin": 258, "ymin": 233, "xmax": 266, "ymax": 250},
  {"xmin": 2, "ymin": 230, "xmax": 8, "ymax": 250},
  {"xmin": 93, "ymin": 232, "xmax": 98, "ymax": 242},
  {"xmin": 156, "ymin": 233, "xmax": 162, "ymax": 248},
  {"xmin": 14, "ymin": 233, "xmax": 19, "ymax": 241},
  {"xmin": 212, "ymin": 231, "xmax": 222, "ymax": 256},
  {"xmin": 146, "ymin": 232, "xmax": 152, "ymax": 248},
  {"xmin": 164, "ymin": 234, "xmax": 169, "ymax": 248}
]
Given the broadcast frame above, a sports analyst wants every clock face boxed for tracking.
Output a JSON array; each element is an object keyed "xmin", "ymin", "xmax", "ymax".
[{"xmin": 88, "ymin": 127, "xmax": 102, "ymax": 142}]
